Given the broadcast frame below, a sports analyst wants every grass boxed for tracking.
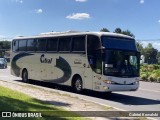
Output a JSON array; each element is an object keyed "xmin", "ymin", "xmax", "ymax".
[{"xmin": 0, "ymin": 85, "xmax": 86, "ymax": 120}]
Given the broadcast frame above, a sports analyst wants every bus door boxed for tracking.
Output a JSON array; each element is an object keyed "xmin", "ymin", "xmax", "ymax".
[
  {"xmin": 91, "ymin": 51, "xmax": 103, "ymax": 91},
  {"xmin": 84, "ymin": 58, "xmax": 93, "ymax": 90},
  {"xmin": 87, "ymin": 35, "xmax": 102, "ymax": 91}
]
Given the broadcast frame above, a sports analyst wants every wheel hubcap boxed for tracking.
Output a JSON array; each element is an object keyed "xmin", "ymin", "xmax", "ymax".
[{"xmin": 75, "ymin": 79, "xmax": 82, "ymax": 91}]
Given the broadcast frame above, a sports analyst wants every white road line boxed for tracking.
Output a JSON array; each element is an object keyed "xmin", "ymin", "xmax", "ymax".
[{"xmin": 139, "ymin": 88, "xmax": 160, "ymax": 93}]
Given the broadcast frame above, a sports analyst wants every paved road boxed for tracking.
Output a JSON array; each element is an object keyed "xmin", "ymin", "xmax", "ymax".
[{"xmin": 0, "ymin": 67, "xmax": 160, "ymax": 119}]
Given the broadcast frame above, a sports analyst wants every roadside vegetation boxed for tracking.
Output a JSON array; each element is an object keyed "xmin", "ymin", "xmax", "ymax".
[
  {"xmin": 140, "ymin": 64, "xmax": 160, "ymax": 83},
  {"xmin": 0, "ymin": 85, "xmax": 84, "ymax": 120}
]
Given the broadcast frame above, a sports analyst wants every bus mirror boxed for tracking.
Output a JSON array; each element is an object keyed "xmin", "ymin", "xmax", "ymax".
[{"xmin": 96, "ymin": 46, "xmax": 105, "ymax": 51}]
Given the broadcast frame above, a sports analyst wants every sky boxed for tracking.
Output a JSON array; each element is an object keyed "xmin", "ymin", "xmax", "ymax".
[{"xmin": 0, "ymin": 0, "xmax": 160, "ymax": 50}]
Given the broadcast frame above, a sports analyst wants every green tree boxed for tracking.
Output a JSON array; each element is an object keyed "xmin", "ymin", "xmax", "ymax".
[
  {"xmin": 121, "ymin": 29, "xmax": 135, "ymax": 38},
  {"xmin": 157, "ymin": 52, "xmax": 160, "ymax": 64},
  {"xmin": 100, "ymin": 28, "xmax": 110, "ymax": 32},
  {"xmin": 114, "ymin": 28, "xmax": 122, "ymax": 33},
  {"xmin": 144, "ymin": 43, "xmax": 158, "ymax": 64},
  {"xmin": 146, "ymin": 43, "xmax": 153, "ymax": 49},
  {"xmin": 0, "ymin": 41, "xmax": 11, "ymax": 49},
  {"xmin": 136, "ymin": 42, "xmax": 144, "ymax": 54}
]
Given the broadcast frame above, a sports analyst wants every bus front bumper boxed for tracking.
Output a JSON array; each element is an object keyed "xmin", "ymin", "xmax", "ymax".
[{"xmin": 101, "ymin": 83, "xmax": 139, "ymax": 92}]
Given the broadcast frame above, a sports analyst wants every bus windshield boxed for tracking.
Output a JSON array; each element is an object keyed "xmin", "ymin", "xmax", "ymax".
[
  {"xmin": 101, "ymin": 36, "xmax": 136, "ymax": 51},
  {"xmin": 103, "ymin": 50, "xmax": 140, "ymax": 77}
]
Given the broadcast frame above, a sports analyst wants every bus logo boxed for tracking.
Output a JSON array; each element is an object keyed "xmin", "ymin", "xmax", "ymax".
[{"xmin": 40, "ymin": 54, "xmax": 52, "ymax": 64}]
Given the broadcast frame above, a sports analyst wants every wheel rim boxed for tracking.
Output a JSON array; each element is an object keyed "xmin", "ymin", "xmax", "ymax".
[{"xmin": 75, "ymin": 79, "xmax": 82, "ymax": 91}]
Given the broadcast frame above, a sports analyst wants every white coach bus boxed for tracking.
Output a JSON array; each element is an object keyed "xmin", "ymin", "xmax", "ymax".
[{"xmin": 11, "ymin": 31, "xmax": 140, "ymax": 93}]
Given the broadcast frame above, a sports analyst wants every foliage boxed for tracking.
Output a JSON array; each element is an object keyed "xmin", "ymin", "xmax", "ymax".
[
  {"xmin": 121, "ymin": 29, "xmax": 135, "ymax": 38},
  {"xmin": 140, "ymin": 64, "xmax": 160, "ymax": 82},
  {"xmin": 114, "ymin": 28, "xmax": 122, "ymax": 33},
  {"xmin": 136, "ymin": 42, "xmax": 144, "ymax": 54},
  {"xmin": 144, "ymin": 44, "xmax": 158, "ymax": 64},
  {"xmin": 100, "ymin": 27, "xmax": 135, "ymax": 38},
  {"xmin": 114, "ymin": 28, "xmax": 135, "ymax": 38},
  {"xmin": 137, "ymin": 42, "xmax": 159, "ymax": 64},
  {"xmin": 100, "ymin": 28, "xmax": 110, "ymax": 32},
  {"xmin": 157, "ymin": 52, "xmax": 160, "ymax": 64},
  {"xmin": 0, "ymin": 41, "xmax": 11, "ymax": 49}
]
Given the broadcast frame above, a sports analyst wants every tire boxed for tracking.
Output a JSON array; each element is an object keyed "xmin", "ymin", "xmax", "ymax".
[
  {"xmin": 73, "ymin": 77, "xmax": 83, "ymax": 93},
  {"xmin": 22, "ymin": 69, "xmax": 29, "ymax": 83}
]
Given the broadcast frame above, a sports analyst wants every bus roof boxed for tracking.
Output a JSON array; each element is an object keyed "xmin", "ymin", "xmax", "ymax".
[{"xmin": 13, "ymin": 31, "xmax": 134, "ymax": 40}]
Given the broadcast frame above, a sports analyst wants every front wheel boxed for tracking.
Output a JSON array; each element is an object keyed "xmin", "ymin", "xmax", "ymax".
[
  {"xmin": 22, "ymin": 69, "xmax": 29, "ymax": 83},
  {"xmin": 73, "ymin": 77, "xmax": 83, "ymax": 93}
]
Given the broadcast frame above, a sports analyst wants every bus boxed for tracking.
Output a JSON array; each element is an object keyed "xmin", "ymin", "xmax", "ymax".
[{"xmin": 11, "ymin": 31, "xmax": 140, "ymax": 93}]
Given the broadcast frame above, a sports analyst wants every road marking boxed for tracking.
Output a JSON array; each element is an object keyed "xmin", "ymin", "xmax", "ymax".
[{"xmin": 139, "ymin": 88, "xmax": 160, "ymax": 93}]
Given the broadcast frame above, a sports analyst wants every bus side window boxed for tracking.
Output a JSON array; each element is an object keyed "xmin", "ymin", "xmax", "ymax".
[
  {"xmin": 87, "ymin": 35, "xmax": 102, "ymax": 74},
  {"xmin": 12, "ymin": 40, "xmax": 19, "ymax": 52},
  {"xmin": 59, "ymin": 37, "xmax": 71, "ymax": 52},
  {"xmin": 19, "ymin": 40, "xmax": 27, "ymax": 51},
  {"xmin": 72, "ymin": 36, "xmax": 85, "ymax": 52},
  {"xmin": 37, "ymin": 39, "xmax": 47, "ymax": 52},
  {"xmin": 27, "ymin": 39, "xmax": 37, "ymax": 52},
  {"xmin": 47, "ymin": 38, "xmax": 58, "ymax": 52}
]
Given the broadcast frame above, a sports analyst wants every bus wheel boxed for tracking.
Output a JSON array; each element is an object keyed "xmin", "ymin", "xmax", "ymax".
[
  {"xmin": 73, "ymin": 77, "xmax": 83, "ymax": 93},
  {"xmin": 22, "ymin": 69, "xmax": 29, "ymax": 83}
]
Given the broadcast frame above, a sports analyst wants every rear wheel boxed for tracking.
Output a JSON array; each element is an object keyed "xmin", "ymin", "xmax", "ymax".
[
  {"xmin": 73, "ymin": 77, "xmax": 83, "ymax": 93},
  {"xmin": 22, "ymin": 69, "xmax": 29, "ymax": 83}
]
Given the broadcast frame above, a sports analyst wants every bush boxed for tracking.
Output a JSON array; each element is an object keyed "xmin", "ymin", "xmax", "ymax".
[
  {"xmin": 153, "ymin": 64, "xmax": 160, "ymax": 69},
  {"xmin": 140, "ymin": 64, "xmax": 160, "ymax": 83},
  {"xmin": 140, "ymin": 74, "xmax": 147, "ymax": 81},
  {"xmin": 157, "ymin": 77, "xmax": 160, "ymax": 83},
  {"xmin": 148, "ymin": 76, "xmax": 155, "ymax": 82}
]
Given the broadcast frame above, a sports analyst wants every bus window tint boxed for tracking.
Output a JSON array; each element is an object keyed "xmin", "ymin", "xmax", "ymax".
[
  {"xmin": 59, "ymin": 37, "xmax": 71, "ymax": 52},
  {"xmin": 87, "ymin": 35, "xmax": 101, "ymax": 55},
  {"xmin": 72, "ymin": 36, "xmax": 85, "ymax": 52},
  {"xmin": 37, "ymin": 39, "xmax": 47, "ymax": 51},
  {"xmin": 12, "ymin": 40, "xmax": 18, "ymax": 51},
  {"xmin": 19, "ymin": 40, "xmax": 27, "ymax": 51},
  {"xmin": 47, "ymin": 38, "xmax": 58, "ymax": 51},
  {"xmin": 27, "ymin": 39, "xmax": 36, "ymax": 51}
]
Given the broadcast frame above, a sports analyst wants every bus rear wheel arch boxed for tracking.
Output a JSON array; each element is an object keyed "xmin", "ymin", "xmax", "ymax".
[
  {"xmin": 72, "ymin": 75, "xmax": 83, "ymax": 93},
  {"xmin": 22, "ymin": 69, "xmax": 29, "ymax": 83}
]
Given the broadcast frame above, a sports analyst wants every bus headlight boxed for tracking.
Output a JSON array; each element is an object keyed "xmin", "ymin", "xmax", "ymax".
[
  {"xmin": 133, "ymin": 81, "xmax": 139, "ymax": 85},
  {"xmin": 103, "ymin": 80, "xmax": 115, "ymax": 84}
]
